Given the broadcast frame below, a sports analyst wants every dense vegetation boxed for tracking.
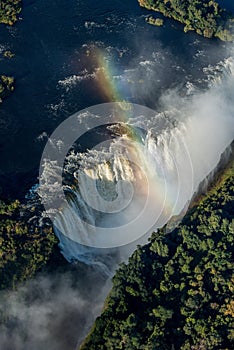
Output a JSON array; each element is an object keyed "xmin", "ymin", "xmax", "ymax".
[
  {"xmin": 0, "ymin": 199, "xmax": 63, "ymax": 290},
  {"xmin": 0, "ymin": 0, "xmax": 22, "ymax": 26},
  {"xmin": 0, "ymin": 75, "xmax": 14, "ymax": 103},
  {"xmin": 80, "ymin": 157, "xmax": 234, "ymax": 350},
  {"xmin": 146, "ymin": 16, "xmax": 164, "ymax": 26},
  {"xmin": 139, "ymin": 0, "xmax": 234, "ymax": 41}
]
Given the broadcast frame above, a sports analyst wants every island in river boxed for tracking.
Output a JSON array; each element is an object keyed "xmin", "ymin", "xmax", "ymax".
[
  {"xmin": 0, "ymin": 75, "xmax": 14, "ymax": 103},
  {"xmin": 0, "ymin": 0, "xmax": 21, "ymax": 103},
  {"xmin": 139, "ymin": 0, "xmax": 234, "ymax": 41},
  {"xmin": 0, "ymin": 0, "xmax": 22, "ymax": 26}
]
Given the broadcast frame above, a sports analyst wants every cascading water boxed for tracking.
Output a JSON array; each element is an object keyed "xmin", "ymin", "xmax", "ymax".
[{"xmin": 38, "ymin": 55, "xmax": 234, "ymax": 270}]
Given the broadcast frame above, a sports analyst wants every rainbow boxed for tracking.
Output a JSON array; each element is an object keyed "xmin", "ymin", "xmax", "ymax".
[
  {"xmin": 94, "ymin": 48, "xmax": 123, "ymax": 102},
  {"xmin": 100, "ymin": 48, "xmax": 176, "ymax": 202},
  {"xmin": 85, "ymin": 46, "xmax": 138, "ymax": 109},
  {"xmin": 82, "ymin": 47, "xmax": 185, "ymax": 221}
]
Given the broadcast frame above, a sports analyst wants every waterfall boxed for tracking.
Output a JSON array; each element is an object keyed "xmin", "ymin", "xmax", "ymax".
[{"xmin": 38, "ymin": 57, "xmax": 234, "ymax": 269}]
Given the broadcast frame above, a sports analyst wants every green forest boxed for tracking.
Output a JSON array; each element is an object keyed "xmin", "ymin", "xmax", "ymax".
[
  {"xmin": 0, "ymin": 1, "xmax": 233, "ymax": 348},
  {"xmin": 139, "ymin": 0, "xmax": 234, "ymax": 41},
  {"xmin": 80, "ymin": 157, "xmax": 234, "ymax": 350},
  {"xmin": 0, "ymin": 199, "xmax": 62, "ymax": 290},
  {"xmin": 0, "ymin": 0, "xmax": 22, "ymax": 26}
]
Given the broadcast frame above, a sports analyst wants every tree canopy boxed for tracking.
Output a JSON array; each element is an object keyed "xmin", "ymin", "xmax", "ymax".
[
  {"xmin": 139, "ymin": 0, "xmax": 234, "ymax": 41},
  {"xmin": 0, "ymin": 0, "xmax": 22, "ymax": 26},
  {"xmin": 80, "ymin": 158, "xmax": 234, "ymax": 350},
  {"xmin": 0, "ymin": 199, "xmax": 63, "ymax": 290}
]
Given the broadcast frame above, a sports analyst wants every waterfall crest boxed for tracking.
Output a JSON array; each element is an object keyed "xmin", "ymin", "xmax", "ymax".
[{"xmin": 39, "ymin": 57, "xmax": 234, "ymax": 266}]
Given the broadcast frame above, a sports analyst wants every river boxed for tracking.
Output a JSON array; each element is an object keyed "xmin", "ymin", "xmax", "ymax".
[{"xmin": 0, "ymin": 0, "xmax": 232, "ymax": 198}]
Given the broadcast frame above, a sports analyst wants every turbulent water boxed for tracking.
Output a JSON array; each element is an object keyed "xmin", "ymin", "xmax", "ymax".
[
  {"xmin": 39, "ymin": 57, "xmax": 234, "ymax": 269},
  {"xmin": 0, "ymin": 1, "xmax": 234, "ymax": 349},
  {"xmin": 0, "ymin": 0, "xmax": 233, "ymax": 195}
]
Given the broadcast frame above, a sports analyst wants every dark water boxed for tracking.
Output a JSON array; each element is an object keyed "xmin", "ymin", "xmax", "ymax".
[
  {"xmin": 0, "ymin": 2, "xmax": 233, "ymax": 349},
  {"xmin": 0, "ymin": 0, "xmax": 232, "ymax": 198},
  {"xmin": 218, "ymin": 0, "xmax": 234, "ymax": 12}
]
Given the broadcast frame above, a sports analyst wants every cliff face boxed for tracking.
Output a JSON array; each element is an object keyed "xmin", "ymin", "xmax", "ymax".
[{"xmin": 80, "ymin": 153, "xmax": 234, "ymax": 350}]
